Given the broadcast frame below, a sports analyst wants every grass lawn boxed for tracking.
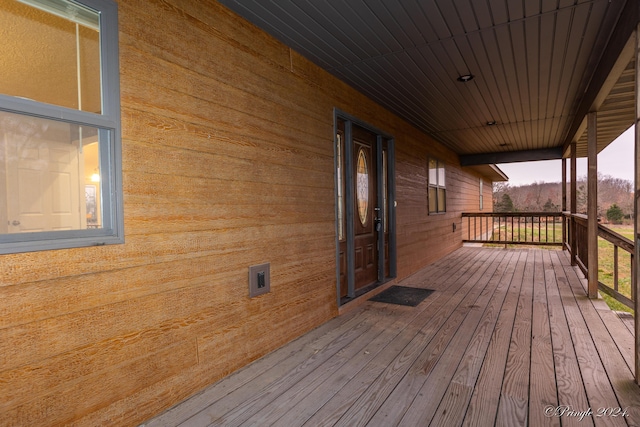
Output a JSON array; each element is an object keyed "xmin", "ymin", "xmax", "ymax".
[
  {"xmin": 598, "ymin": 224, "xmax": 634, "ymax": 314},
  {"xmin": 485, "ymin": 221, "xmax": 563, "ymax": 249}
]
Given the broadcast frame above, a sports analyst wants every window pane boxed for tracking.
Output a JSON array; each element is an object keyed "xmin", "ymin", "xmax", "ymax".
[
  {"xmin": 429, "ymin": 159, "xmax": 437, "ymax": 185},
  {"xmin": 1, "ymin": 111, "xmax": 102, "ymax": 234},
  {"xmin": 438, "ymin": 188, "xmax": 446, "ymax": 212},
  {"xmin": 438, "ymin": 165, "xmax": 445, "ymax": 187},
  {"xmin": 429, "ymin": 187, "xmax": 437, "ymax": 213},
  {"xmin": 0, "ymin": 0, "xmax": 101, "ymax": 113}
]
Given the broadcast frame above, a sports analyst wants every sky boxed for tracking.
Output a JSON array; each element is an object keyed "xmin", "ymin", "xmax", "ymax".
[{"xmin": 497, "ymin": 126, "xmax": 635, "ymax": 186}]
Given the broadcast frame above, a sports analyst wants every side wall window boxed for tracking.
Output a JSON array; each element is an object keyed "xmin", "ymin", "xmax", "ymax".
[
  {"xmin": 479, "ymin": 178, "xmax": 484, "ymax": 210},
  {"xmin": 428, "ymin": 158, "xmax": 446, "ymax": 214},
  {"xmin": 0, "ymin": 0, "xmax": 122, "ymax": 254}
]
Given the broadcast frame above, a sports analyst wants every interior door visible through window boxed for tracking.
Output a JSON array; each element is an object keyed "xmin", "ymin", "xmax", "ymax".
[{"xmin": 4, "ymin": 129, "xmax": 82, "ymax": 232}]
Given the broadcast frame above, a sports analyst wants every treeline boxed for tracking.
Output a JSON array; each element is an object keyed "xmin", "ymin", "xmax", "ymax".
[{"xmin": 493, "ymin": 174, "xmax": 633, "ymax": 222}]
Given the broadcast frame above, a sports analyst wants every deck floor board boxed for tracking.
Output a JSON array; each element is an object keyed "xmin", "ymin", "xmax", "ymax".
[{"xmin": 145, "ymin": 248, "xmax": 640, "ymax": 427}]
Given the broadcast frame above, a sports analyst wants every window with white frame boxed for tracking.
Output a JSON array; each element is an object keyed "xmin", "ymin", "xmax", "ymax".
[
  {"xmin": 428, "ymin": 158, "xmax": 446, "ymax": 213},
  {"xmin": 0, "ymin": 0, "xmax": 123, "ymax": 254},
  {"xmin": 479, "ymin": 178, "xmax": 484, "ymax": 210}
]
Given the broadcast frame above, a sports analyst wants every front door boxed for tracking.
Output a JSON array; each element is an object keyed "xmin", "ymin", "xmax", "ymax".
[
  {"xmin": 353, "ymin": 126, "xmax": 378, "ymax": 290},
  {"xmin": 336, "ymin": 117, "xmax": 393, "ymax": 302}
]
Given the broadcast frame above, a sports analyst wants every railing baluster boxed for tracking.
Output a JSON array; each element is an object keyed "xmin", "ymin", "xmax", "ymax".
[
  {"xmin": 632, "ymin": 253, "xmax": 635, "ymax": 302},
  {"xmin": 545, "ymin": 216, "xmax": 549, "ymax": 243},
  {"xmin": 511, "ymin": 216, "xmax": 514, "ymax": 242},
  {"xmin": 472, "ymin": 217, "xmax": 475, "ymax": 241},
  {"xmin": 492, "ymin": 216, "xmax": 494, "ymax": 241},
  {"xmin": 614, "ymin": 245, "xmax": 619, "ymax": 292}
]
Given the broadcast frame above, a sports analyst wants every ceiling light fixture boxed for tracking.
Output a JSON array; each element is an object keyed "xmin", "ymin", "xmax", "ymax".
[
  {"xmin": 457, "ymin": 74, "xmax": 474, "ymax": 82},
  {"xmin": 486, "ymin": 120, "xmax": 497, "ymax": 126}
]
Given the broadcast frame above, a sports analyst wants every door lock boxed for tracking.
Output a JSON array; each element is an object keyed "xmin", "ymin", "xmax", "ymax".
[{"xmin": 374, "ymin": 207, "xmax": 382, "ymax": 231}]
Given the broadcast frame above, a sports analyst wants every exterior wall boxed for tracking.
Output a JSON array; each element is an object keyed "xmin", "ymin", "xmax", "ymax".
[
  {"xmin": 0, "ymin": 1, "xmax": 492, "ymax": 425},
  {"xmin": 459, "ymin": 176, "xmax": 496, "ymax": 241}
]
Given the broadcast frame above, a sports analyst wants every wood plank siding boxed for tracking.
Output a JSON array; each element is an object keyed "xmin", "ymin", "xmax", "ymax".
[
  {"xmin": 146, "ymin": 248, "xmax": 640, "ymax": 427},
  {"xmin": 0, "ymin": 1, "xmax": 494, "ymax": 425}
]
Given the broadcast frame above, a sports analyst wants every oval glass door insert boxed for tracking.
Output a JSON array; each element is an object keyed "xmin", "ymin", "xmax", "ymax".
[{"xmin": 356, "ymin": 148, "xmax": 369, "ymax": 225}]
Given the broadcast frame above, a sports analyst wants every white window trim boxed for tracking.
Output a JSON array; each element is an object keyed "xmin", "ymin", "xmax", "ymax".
[{"xmin": 0, "ymin": 0, "xmax": 123, "ymax": 254}]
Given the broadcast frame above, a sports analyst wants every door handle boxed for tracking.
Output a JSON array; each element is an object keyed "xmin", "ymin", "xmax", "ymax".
[
  {"xmin": 374, "ymin": 207, "xmax": 382, "ymax": 231},
  {"xmin": 11, "ymin": 220, "xmax": 20, "ymax": 226}
]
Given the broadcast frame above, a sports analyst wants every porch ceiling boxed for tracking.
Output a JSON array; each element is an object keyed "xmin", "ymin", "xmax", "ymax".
[{"xmin": 219, "ymin": 0, "xmax": 637, "ymax": 163}]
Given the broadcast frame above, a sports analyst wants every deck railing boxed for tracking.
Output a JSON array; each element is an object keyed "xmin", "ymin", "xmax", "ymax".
[
  {"xmin": 567, "ymin": 212, "xmax": 634, "ymax": 309},
  {"xmin": 464, "ymin": 211, "xmax": 635, "ymax": 310},
  {"xmin": 570, "ymin": 213, "xmax": 589, "ymax": 273},
  {"xmin": 462, "ymin": 212, "xmax": 563, "ymax": 246}
]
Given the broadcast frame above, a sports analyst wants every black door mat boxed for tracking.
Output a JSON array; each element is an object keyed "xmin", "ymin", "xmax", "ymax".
[{"xmin": 369, "ymin": 286, "xmax": 434, "ymax": 307}]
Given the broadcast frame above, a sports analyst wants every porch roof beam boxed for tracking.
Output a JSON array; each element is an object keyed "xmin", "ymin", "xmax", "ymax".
[
  {"xmin": 561, "ymin": 0, "xmax": 639, "ymax": 153},
  {"xmin": 459, "ymin": 147, "xmax": 563, "ymax": 166}
]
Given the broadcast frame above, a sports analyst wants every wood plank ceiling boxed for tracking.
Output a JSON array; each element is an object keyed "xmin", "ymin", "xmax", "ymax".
[{"xmin": 218, "ymin": 0, "xmax": 636, "ymax": 163}]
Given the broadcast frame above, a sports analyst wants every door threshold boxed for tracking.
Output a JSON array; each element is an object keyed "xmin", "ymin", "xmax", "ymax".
[{"xmin": 338, "ymin": 278, "xmax": 396, "ymax": 315}]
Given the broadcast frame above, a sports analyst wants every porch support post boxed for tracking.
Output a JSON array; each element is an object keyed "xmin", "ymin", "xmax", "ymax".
[
  {"xmin": 587, "ymin": 111, "xmax": 598, "ymax": 299},
  {"xmin": 634, "ymin": 22, "xmax": 640, "ymax": 385},
  {"xmin": 562, "ymin": 157, "xmax": 567, "ymax": 250},
  {"xmin": 570, "ymin": 142, "xmax": 577, "ymax": 265}
]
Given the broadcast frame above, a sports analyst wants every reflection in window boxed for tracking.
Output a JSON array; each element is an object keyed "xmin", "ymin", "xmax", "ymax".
[
  {"xmin": 429, "ymin": 158, "xmax": 446, "ymax": 213},
  {"xmin": 0, "ymin": 0, "xmax": 101, "ymax": 113},
  {"xmin": 356, "ymin": 148, "xmax": 369, "ymax": 225}
]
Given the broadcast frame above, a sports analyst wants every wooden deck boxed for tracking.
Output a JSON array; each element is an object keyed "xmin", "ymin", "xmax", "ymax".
[{"xmin": 144, "ymin": 248, "xmax": 640, "ymax": 427}]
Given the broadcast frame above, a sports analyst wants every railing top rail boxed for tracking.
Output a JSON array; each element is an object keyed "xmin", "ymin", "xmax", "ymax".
[
  {"xmin": 562, "ymin": 212, "xmax": 590, "ymax": 222},
  {"xmin": 568, "ymin": 213, "xmax": 589, "ymax": 225},
  {"xmin": 461, "ymin": 211, "xmax": 563, "ymax": 217},
  {"xmin": 598, "ymin": 224, "xmax": 634, "ymax": 254}
]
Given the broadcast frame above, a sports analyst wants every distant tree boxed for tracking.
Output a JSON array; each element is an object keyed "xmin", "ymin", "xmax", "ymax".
[
  {"xmin": 495, "ymin": 193, "xmax": 515, "ymax": 212},
  {"xmin": 577, "ymin": 183, "xmax": 588, "ymax": 213},
  {"xmin": 543, "ymin": 198, "xmax": 558, "ymax": 212},
  {"xmin": 492, "ymin": 182, "xmax": 509, "ymax": 208},
  {"xmin": 606, "ymin": 204, "xmax": 624, "ymax": 224},
  {"xmin": 492, "ymin": 176, "xmax": 632, "ymax": 216}
]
